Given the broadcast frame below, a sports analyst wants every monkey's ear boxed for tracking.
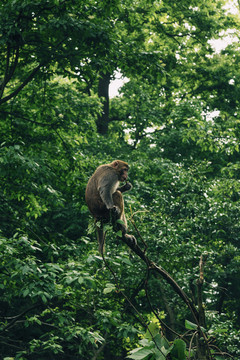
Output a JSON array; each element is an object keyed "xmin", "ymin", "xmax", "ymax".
[{"xmin": 112, "ymin": 161, "xmax": 119, "ymax": 168}]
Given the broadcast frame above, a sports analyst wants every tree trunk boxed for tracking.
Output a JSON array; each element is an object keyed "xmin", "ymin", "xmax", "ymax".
[{"xmin": 97, "ymin": 72, "xmax": 111, "ymax": 135}]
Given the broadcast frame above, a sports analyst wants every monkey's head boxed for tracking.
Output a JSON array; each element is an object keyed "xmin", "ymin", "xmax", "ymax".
[{"xmin": 110, "ymin": 160, "xmax": 129, "ymax": 182}]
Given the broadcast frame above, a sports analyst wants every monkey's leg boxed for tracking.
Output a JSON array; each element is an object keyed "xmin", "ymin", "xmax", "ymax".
[
  {"xmin": 112, "ymin": 191, "xmax": 137, "ymax": 247},
  {"xmin": 112, "ymin": 191, "xmax": 125, "ymax": 227}
]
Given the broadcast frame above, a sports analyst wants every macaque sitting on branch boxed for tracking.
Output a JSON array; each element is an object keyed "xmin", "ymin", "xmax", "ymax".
[{"xmin": 85, "ymin": 160, "xmax": 136, "ymax": 253}]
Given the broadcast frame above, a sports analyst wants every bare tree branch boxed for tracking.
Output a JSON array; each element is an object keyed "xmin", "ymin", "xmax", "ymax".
[
  {"xmin": 0, "ymin": 64, "xmax": 41, "ymax": 105},
  {"xmin": 0, "ymin": 44, "xmax": 11, "ymax": 100},
  {"xmin": 0, "ymin": 304, "xmax": 41, "ymax": 332},
  {"xmin": 121, "ymin": 235, "xmax": 200, "ymax": 323}
]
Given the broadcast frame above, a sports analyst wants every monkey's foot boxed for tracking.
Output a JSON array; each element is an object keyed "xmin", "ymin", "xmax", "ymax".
[{"xmin": 124, "ymin": 234, "xmax": 137, "ymax": 247}]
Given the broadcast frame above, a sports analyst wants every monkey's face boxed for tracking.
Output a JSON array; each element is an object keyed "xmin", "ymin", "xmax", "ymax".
[
  {"xmin": 119, "ymin": 167, "xmax": 128, "ymax": 182},
  {"xmin": 111, "ymin": 161, "xmax": 129, "ymax": 182}
]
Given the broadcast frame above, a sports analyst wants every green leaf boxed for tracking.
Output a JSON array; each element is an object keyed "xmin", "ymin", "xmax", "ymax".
[
  {"xmin": 103, "ymin": 224, "xmax": 112, "ymax": 232},
  {"xmin": 145, "ymin": 322, "xmax": 160, "ymax": 340},
  {"xmin": 154, "ymin": 334, "xmax": 169, "ymax": 350},
  {"xmin": 185, "ymin": 319, "xmax": 198, "ymax": 330},
  {"xmin": 171, "ymin": 339, "xmax": 186, "ymax": 360},
  {"xmin": 78, "ymin": 277, "xmax": 84, "ymax": 284},
  {"xmin": 185, "ymin": 320, "xmax": 206, "ymax": 332},
  {"xmin": 127, "ymin": 347, "xmax": 153, "ymax": 359},
  {"xmin": 23, "ymin": 289, "xmax": 29, "ymax": 297},
  {"xmin": 116, "ymin": 219, "xmax": 125, "ymax": 225},
  {"xmin": 121, "ymin": 257, "xmax": 132, "ymax": 266},
  {"xmin": 103, "ymin": 283, "xmax": 116, "ymax": 294},
  {"xmin": 41, "ymin": 294, "xmax": 47, "ymax": 303},
  {"xmin": 153, "ymin": 349, "xmax": 167, "ymax": 360}
]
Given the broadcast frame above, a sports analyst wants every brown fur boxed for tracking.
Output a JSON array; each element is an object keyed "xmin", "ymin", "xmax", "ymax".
[{"xmin": 85, "ymin": 160, "xmax": 135, "ymax": 253}]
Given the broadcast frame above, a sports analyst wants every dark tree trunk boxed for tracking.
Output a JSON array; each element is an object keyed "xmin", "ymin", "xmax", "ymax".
[{"xmin": 97, "ymin": 72, "xmax": 111, "ymax": 135}]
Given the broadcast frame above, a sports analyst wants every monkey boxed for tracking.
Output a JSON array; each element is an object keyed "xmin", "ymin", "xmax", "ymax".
[{"xmin": 85, "ymin": 160, "xmax": 136, "ymax": 254}]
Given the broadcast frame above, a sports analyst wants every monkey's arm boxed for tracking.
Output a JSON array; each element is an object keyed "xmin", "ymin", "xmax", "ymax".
[
  {"xmin": 98, "ymin": 172, "xmax": 118, "ymax": 209},
  {"xmin": 118, "ymin": 182, "xmax": 132, "ymax": 193}
]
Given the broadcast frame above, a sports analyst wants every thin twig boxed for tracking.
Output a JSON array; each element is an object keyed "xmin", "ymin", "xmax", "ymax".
[{"xmin": 188, "ymin": 331, "xmax": 197, "ymax": 359}]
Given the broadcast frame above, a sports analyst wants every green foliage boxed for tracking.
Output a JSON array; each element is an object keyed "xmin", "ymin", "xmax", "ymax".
[
  {"xmin": 1, "ymin": 0, "xmax": 240, "ymax": 359},
  {"xmin": 127, "ymin": 324, "xmax": 188, "ymax": 360}
]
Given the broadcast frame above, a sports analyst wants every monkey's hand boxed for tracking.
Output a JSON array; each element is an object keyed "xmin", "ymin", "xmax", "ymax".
[{"xmin": 118, "ymin": 182, "xmax": 132, "ymax": 193}]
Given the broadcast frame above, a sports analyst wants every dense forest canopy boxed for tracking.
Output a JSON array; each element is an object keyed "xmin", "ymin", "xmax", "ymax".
[{"xmin": 1, "ymin": 0, "xmax": 240, "ymax": 359}]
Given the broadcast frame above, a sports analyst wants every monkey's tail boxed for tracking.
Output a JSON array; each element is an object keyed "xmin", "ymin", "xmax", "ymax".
[{"xmin": 97, "ymin": 221, "xmax": 106, "ymax": 254}]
